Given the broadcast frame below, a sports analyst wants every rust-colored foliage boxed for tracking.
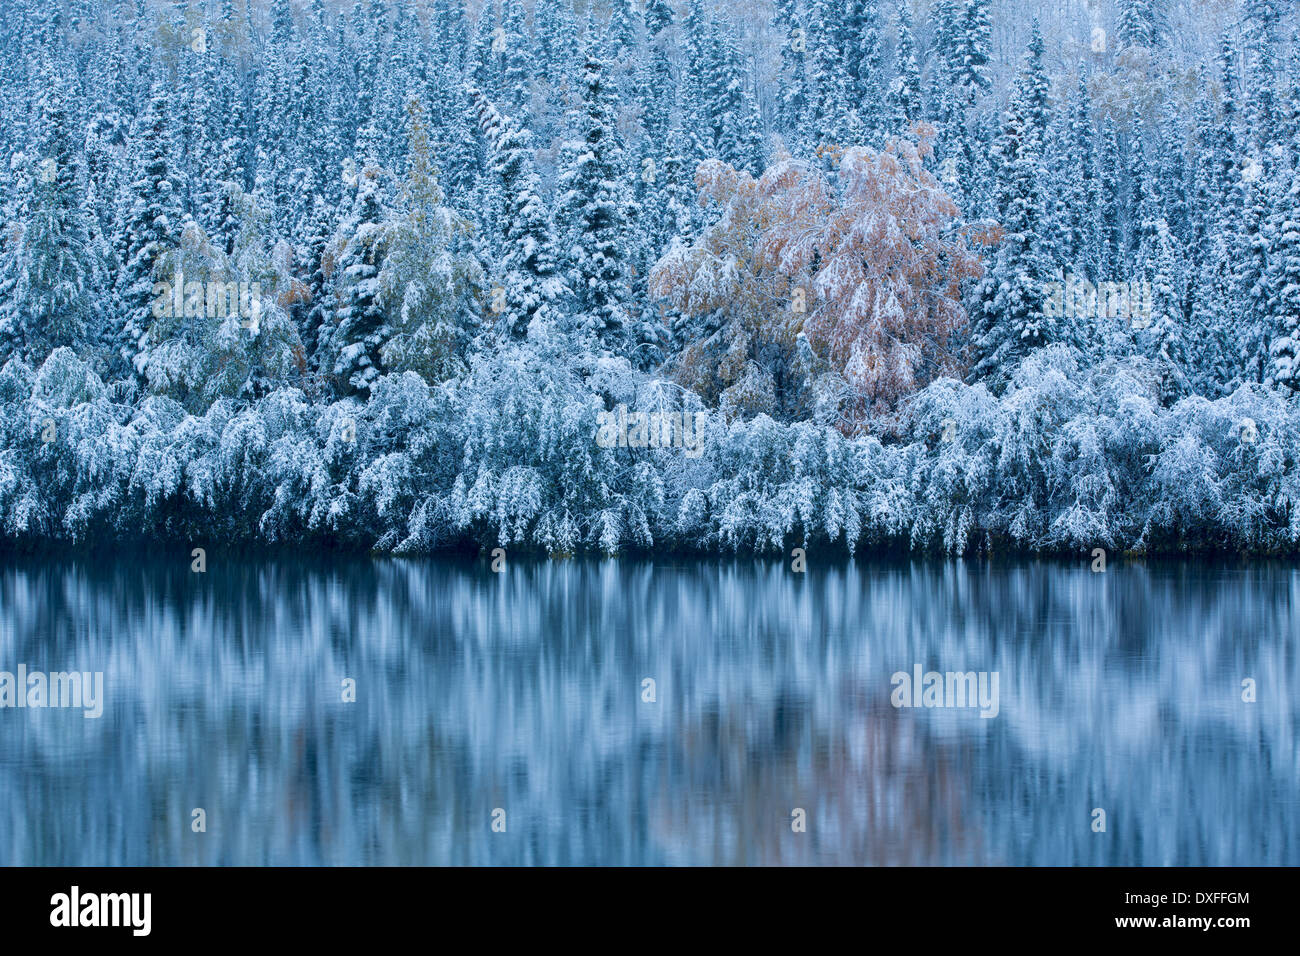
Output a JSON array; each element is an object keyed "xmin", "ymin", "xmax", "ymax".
[
  {"xmin": 269, "ymin": 240, "xmax": 311, "ymax": 308},
  {"xmin": 651, "ymin": 124, "xmax": 982, "ymax": 431}
]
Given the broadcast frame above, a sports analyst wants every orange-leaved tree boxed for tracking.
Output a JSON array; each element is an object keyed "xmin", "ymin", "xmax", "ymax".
[{"xmin": 650, "ymin": 124, "xmax": 982, "ymax": 433}]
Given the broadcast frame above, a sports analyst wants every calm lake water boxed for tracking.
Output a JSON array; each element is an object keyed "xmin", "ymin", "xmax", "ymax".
[{"xmin": 0, "ymin": 554, "xmax": 1295, "ymax": 866}]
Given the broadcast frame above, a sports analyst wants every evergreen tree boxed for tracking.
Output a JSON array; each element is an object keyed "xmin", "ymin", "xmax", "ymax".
[
  {"xmin": 1063, "ymin": 75, "xmax": 1099, "ymax": 277},
  {"xmin": 1282, "ymin": 34, "xmax": 1300, "ymax": 166},
  {"xmin": 1020, "ymin": 24, "xmax": 1050, "ymax": 142},
  {"xmin": 607, "ymin": 0, "xmax": 640, "ymax": 60},
  {"xmin": 640, "ymin": 0, "xmax": 676, "ymax": 148},
  {"xmin": 117, "ymin": 82, "xmax": 182, "ymax": 377},
  {"xmin": 319, "ymin": 159, "xmax": 391, "ymax": 396},
  {"xmin": 953, "ymin": 0, "xmax": 992, "ymax": 111},
  {"xmin": 1213, "ymin": 34, "xmax": 1243, "ymax": 211},
  {"xmin": 969, "ymin": 38, "xmax": 1053, "ymax": 390},
  {"xmin": 806, "ymin": 0, "xmax": 853, "ymax": 151},
  {"xmin": 378, "ymin": 96, "xmax": 483, "ymax": 383},
  {"xmin": 1130, "ymin": 114, "xmax": 1163, "ymax": 269},
  {"xmin": 1145, "ymin": 217, "xmax": 1189, "ymax": 402},
  {"xmin": 847, "ymin": 0, "xmax": 885, "ymax": 141},
  {"xmin": 678, "ymin": 0, "xmax": 715, "ymax": 167},
  {"xmin": 772, "ymin": 0, "xmax": 808, "ymax": 142},
  {"xmin": 557, "ymin": 52, "xmax": 636, "ymax": 355},
  {"xmin": 468, "ymin": 1, "xmax": 499, "ymax": 100},
  {"xmin": 0, "ymin": 84, "xmax": 101, "ymax": 363},
  {"xmin": 1187, "ymin": 79, "xmax": 1237, "ymax": 397},
  {"xmin": 1244, "ymin": 0, "xmax": 1280, "ymax": 154},
  {"xmin": 886, "ymin": 0, "xmax": 922, "ymax": 136},
  {"xmin": 430, "ymin": 0, "xmax": 468, "ymax": 76},
  {"xmin": 709, "ymin": 27, "xmax": 767, "ymax": 177},
  {"xmin": 534, "ymin": 0, "xmax": 578, "ymax": 147},
  {"xmin": 270, "ymin": 0, "xmax": 295, "ymax": 47},
  {"xmin": 1235, "ymin": 152, "xmax": 1274, "ymax": 384},
  {"xmin": 1097, "ymin": 118, "xmax": 1122, "ymax": 281},
  {"xmin": 1156, "ymin": 96, "xmax": 1190, "ymax": 247},
  {"xmin": 1266, "ymin": 168, "xmax": 1300, "ymax": 392},
  {"xmin": 1038, "ymin": 112, "xmax": 1073, "ymax": 274},
  {"xmin": 299, "ymin": 193, "xmax": 335, "ymax": 380},
  {"xmin": 1117, "ymin": 0, "xmax": 1163, "ymax": 50},
  {"xmin": 470, "ymin": 87, "xmax": 566, "ymax": 340},
  {"xmin": 500, "ymin": 0, "xmax": 532, "ymax": 124}
]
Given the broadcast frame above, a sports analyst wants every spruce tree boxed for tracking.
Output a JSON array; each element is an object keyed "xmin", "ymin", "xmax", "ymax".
[
  {"xmin": 500, "ymin": 0, "xmax": 532, "ymax": 125},
  {"xmin": 378, "ymin": 96, "xmax": 483, "ymax": 383},
  {"xmin": 320, "ymin": 160, "xmax": 391, "ymax": 396},
  {"xmin": 1146, "ymin": 217, "xmax": 1189, "ymax": 402},
  {"xmin": 805, "ymin": 0, "xmax": 853, "ymax": 152},
  {"xmin": 969, "ymin": 38, "xmax": 1053, "ymax": 390},
  {"xmin": 709, "ymin": 27, "xmax": 767, "ymax": 177},
  {"xmin": 1097, "ymin": 118, "xmax": 1122, "ymax": 281},
  {"xmin": 1118, "ymin": 0, "xmax": 1161, "ymax": 50},
  {"xmin": 640, "ymin": 0, "xmax": 676, "ymax": 148},
  {"xmin": 953, "ymin": 0, "xmax": 992, "ymax": 111},
  {"xmin": 557, "ymin": 53, "xmax": 635, "ymax": 355},
  {"xmin": 1266, "ymin": 167, "xmax": 1300, "ymax": 392},
  {"xmin": 470, "ymin": 87, "xmax": 566, "ymax": 340},
  {"xmin": 848, "ymin": 0, "xmax": 885, "ymax": 142},
  {"xmin": 0, "ymin": 94, "xmax": 101, "ymax": 363},
  {"xmin": 886, "ymin": 1, "xmax": 923, "ymax": 136},
  {"xmin": 772, "ymin": 0, "xmax": 808, "ymax": 142},
  {"xmin": 118, "ymin": 82, "xmax": 182, "ymax": 377}
]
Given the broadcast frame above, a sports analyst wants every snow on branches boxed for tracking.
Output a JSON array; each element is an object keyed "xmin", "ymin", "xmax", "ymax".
[{"xmin": 651, "ymin": 125, "xmax": 981, "ymax": 432}]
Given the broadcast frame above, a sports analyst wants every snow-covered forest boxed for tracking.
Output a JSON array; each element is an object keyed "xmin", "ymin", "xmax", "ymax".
[{"xmin": 1, "ymin": 0, "xmax": 1299, "ymax": 555}]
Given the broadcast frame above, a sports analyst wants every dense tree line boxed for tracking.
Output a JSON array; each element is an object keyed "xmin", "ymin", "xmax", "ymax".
[{"xmin": 1, "ymin": 0, "xmax": 1299, "ymax": 555}]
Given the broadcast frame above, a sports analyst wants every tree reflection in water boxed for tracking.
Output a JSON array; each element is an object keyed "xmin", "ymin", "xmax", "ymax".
[{"xmin": 0, "ymin": 555, "xmax": 1294, "ymax": 865}]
